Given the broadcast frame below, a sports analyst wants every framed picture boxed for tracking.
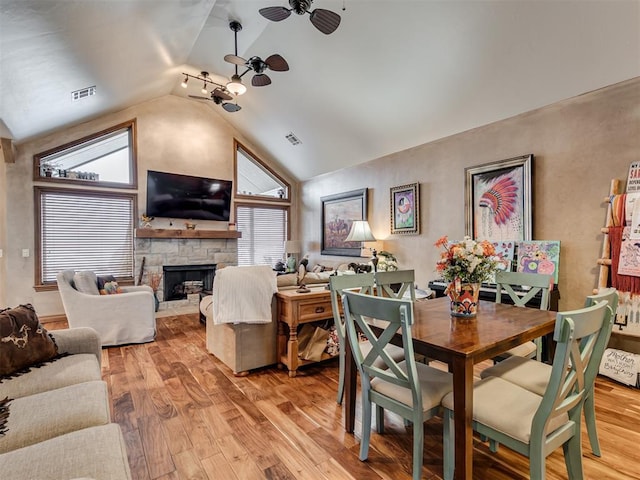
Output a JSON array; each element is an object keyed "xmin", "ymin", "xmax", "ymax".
[
  {"xmin": 390, "ymin": 183, "xmax": 420, "ymax": 235},
  {"xmin": 321, "ymin": 188, "xmax": 368, "ymax": 256},
  {"xmin": 465, "ymin": 154, "xmax": 533, "ymax": 242}
]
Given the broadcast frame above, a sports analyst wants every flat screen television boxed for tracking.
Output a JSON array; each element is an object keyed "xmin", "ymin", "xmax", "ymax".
[{"xmin": 146, "ymin": 170, "xmax": 232, "ymax": 222}]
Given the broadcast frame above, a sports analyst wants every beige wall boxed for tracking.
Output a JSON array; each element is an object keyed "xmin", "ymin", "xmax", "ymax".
[
  {"xmin": 3, "ymin": 94, "xmax": 297, "ymax": 315},
  {"xmin": 0, "ymin": 159, "xmax": 6, "ymax": 306},
  {"xmin": 301, "ymin": 77, "xmax": 640, "ymax": 310}
]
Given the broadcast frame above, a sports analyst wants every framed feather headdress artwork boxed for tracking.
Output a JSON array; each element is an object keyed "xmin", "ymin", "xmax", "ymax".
[{"xmin": 465, "ymin": 155, "xmax": 533, "ymax": 242}]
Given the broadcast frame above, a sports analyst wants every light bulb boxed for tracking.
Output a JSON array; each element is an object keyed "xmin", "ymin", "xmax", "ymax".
[
  {"xmin": 181, "ymin": 76, "xmax": 188, "ymax": 88},
  {"xmin": 201, "ymin": 82, "xmax": 208, "ymax": 95}
]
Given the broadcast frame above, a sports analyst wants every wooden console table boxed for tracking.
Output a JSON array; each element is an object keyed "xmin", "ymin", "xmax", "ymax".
[{"xmin": 276, "ymin": 288, "xmax": 337, "ymax": 377}]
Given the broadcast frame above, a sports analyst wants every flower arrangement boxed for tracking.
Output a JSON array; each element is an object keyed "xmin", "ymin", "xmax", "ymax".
[
  {"xmin": 435, "ymin": 236, "xmax": 500, "ymax": 284},
  {"xmin": 376, "ymin": 251, "xmax": 398, "ymax": 272}
]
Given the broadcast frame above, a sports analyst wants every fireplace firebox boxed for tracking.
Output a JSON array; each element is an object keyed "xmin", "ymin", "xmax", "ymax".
[{"xmin": 162, "ymin": 264, "xmax": 216, "ymax": 301}]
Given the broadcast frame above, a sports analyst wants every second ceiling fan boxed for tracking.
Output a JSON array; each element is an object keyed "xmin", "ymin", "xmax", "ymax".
[
  {"xmin": 259, "ymin": 0, "xmax": 341, "ymax": 35},
  {"xmin": 224, "ymin": 20, "xmax": 289, "ymax": 89}
]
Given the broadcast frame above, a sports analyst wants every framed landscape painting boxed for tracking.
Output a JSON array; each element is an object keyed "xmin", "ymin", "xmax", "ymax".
[
  {"xmin": 321, "ymin": 188, "xmax": 368, "ymax": 256},
  {"xmin": 465, "ymin": 154, "xmax": 533, "ymax": 242},
  {"xmin": 390, "ymin": 183, "xmax": 420, "ymax": 235}
]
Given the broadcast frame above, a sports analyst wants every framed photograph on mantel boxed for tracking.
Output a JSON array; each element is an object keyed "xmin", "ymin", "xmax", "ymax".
[
  {"xmin": 321, "ymin": 188, "xmax": 368, "ymax": 256},
  {"xmin": 390, "ymin": 183, "xmax": 420, "ymax": 235},
  {"xmin": 465, "ymin": 154, "xmax": 533, "ymax": 242}
]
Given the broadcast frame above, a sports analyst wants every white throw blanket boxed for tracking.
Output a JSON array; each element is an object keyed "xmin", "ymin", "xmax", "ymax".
[{"xmin": 212, "ymin": 265, "xmax": 278, "ymax": 324}]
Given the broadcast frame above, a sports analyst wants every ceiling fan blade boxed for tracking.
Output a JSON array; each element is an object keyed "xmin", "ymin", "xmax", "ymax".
[
  {"xmin": 222, "ymin": 103, "xmax": 241, "ymax": 112},
  {"xmin": 265, "ymin": 54, "xmax": 289, "ymax": 72},
  {"xmin": 310, "ymin": 8, "xmax": 341, "ymax": 34},
  {"xmin": 188, "ymin": 95, "xmax": 211, "ymax": 101},
  {"xmin": 252, "ymin": 74, "xmax": 272, "ymax": 87},
  {"xmin": 213, "ymin": 88, "xmax": 232, "ymax": 101},
  {"xmin": 259, "ymin": 6, "xmax": 292, "ymax": 22},
  {"xmin": 224, "ymin": 54, "xmax": 247, "ymax": 66}
]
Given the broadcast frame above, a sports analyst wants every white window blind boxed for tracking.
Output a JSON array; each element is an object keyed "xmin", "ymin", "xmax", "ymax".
[
  {"xmin": 236, "ymin": 206, "xmax": 287, "ymax": 267},
  {"xmin": 39, "ymin": 190, "xmax": 135, "ymax": 283}
]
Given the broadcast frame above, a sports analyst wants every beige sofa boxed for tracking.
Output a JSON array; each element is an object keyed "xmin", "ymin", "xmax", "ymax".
[
  {"xmin": 0, "ymin": 327, "xmax": 132, "ymax": 480},
  {"xmin": 201, "ymin": 263, "xmax": 352, "ymax": 375}
]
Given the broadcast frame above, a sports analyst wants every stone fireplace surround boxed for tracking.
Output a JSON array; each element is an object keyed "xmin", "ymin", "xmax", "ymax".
[{"xmin": 134, "ymin": 230, "xmax": 238, "ymax": 311}]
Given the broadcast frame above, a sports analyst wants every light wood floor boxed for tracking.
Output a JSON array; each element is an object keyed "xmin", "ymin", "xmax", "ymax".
[{"xmin": 51, "ymin": 313, "xmax": 640, "ymax": 479}]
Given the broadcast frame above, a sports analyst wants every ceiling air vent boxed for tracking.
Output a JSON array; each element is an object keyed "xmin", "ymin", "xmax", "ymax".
[
  {"xmin": 285, "ymin": 132, "xmax": 302, "ymax": 146},
  {"xmin": 71, "ymin": 86, "xmax": 97, "ymax": 102}
]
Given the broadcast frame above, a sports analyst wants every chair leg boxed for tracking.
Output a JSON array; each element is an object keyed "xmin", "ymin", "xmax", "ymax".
[
  {"xmin": 359, "ymin": 393, "xmax": 372, "ymax": 461},
  {"xmin": 563, "ymin": 432, "xmax": 585, "ymax": 480},
  {"xmin": 336, "ymin": 350, "xmax": 345, "ymax": 405},
  {"xmin": 584, "ymin": 386, "xmax": 601, "ymax": 456},
  {"xmin": 376, "ymin": 404, "xmax": 385, "ymax": 434},
  {"xmin": 529, "ymin": 440, "xmax": 546, "ymax": 480},
  {"xmin": 443, "ymin": 409, "xmax": 455, "ymax": 480},
  {"xmin": 412, "ymin": 414, "xmax": 424, "ymax": 480}
]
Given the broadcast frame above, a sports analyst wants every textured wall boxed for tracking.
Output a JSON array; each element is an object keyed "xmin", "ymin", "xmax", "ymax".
[
  {"xmin": 0, "ymin": 160, "xmax": 6, "ymax": 306},
  {"xmin": 3, "ymin": 95, "xmax": 295, "ymax": 315},
  {"xmin": 301, "ymin": 78, "xmax": 640, "ymax": 310}
]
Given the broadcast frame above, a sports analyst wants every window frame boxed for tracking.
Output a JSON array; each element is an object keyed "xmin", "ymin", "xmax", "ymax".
[
  {"xmin": 33, "ymin": 119, "xmax": 138, "ymax": 189},
  {"xmin": 34, "ymin": 186, "xmax": 138, "ymax": 290},
  {"xmin": 233, "ymin": 139, "xmax": 290, "ymax": 202}
]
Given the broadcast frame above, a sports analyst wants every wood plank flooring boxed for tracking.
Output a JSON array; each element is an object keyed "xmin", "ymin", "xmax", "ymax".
[{"xmin": 51, "ymin": 313, "xmax": 640, "ymax": 479}]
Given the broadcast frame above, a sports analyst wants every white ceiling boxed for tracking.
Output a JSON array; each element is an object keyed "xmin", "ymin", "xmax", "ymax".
[{"xmin": 1, "ymin": 0, "xmax": 639, "ymax": 180}]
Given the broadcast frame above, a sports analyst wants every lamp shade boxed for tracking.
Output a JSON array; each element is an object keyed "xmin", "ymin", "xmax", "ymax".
[
  {"xmin": 344, "ymin": 220, "xmax": 376, "ymax": 242},
  {"xmin": 284, "ymin": 240, "xmax": 301, "ymax": 254},
  {"xmin": 226, "ymin": 75, "xmax": 247, "ymax": 96}
]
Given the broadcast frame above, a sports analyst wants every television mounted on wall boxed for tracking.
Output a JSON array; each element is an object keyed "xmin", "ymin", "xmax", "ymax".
[{"xmin": 146, "ymin": 170, "xmax": 232, "ymax": 222}]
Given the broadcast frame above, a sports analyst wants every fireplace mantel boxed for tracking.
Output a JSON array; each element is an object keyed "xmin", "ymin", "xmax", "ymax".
[{"xmin": 135, "ymin": 228, "xmax": 241, "ymax": 239}]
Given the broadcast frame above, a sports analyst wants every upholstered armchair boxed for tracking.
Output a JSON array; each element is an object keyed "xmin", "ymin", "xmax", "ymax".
[{"xmin": 56, "ymin": 270, "xmax": 156, "ymax": 347}]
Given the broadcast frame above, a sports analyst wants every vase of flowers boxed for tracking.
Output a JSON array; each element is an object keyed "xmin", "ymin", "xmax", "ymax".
[
  {"xmin": 376, "ymin": 251, "xmax": 398, "ymax": 272},
  {"xmin": 435, "ymin": 236, "xmax": 500, "ymax": 317}
]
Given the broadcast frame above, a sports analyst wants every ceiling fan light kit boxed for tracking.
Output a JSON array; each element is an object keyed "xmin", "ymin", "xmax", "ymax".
[
  {"xmin": 182, "ymin": 71, "xmax": 241, "ymax": 113},
  {"xmin": 226, "ymin": 74, "xmax": 247, "ymax": 96}
]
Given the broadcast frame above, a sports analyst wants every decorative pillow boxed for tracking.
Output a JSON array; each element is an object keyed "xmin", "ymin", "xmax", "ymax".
[
  {"xmin": 97, "ymin": 275, "xmax": 122, "ymax": 295},
  {"xmin": 276, "ymin": 273, "xmax": 298, "ymax": 287},
  {"xmin": 0, "ymin": 304, "xmax": 59, "ymax": 378},
  {"xmin": 73, "ymin": 271, "xmax": 99, "ymax": 295}
]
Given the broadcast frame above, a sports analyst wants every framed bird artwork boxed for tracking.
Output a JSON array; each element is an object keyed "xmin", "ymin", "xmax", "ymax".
[{"xmin": 465, "ymin": 154, "xmax": 533, "ymax": 242}]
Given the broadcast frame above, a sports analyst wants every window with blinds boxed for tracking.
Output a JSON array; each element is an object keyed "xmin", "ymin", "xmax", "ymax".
[
  {"xmin": 236, "ymin": 206, "xmax": 288, "ymax": 267},
  {"xmin": 37, "ymin": 188, "xmax": 136, "ymax": 284}
]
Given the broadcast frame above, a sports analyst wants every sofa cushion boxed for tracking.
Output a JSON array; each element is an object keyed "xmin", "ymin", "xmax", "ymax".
[
  {"xmin": 0, "ymin": 353, "xmax": 101, "ymax": 399},
  {"xmin": 97, "ymin": 275, "xmax": 122, "ymax": 295},
  {"xmin": 276, "ymin": 273, "xmax": 298, "ymax": 287},
  {"xmin": 0, "ymin": 380, "xmax": 110, "ymax": 453},
  {"xmin": 0, "ymin": 304, "xmax": 59, "ymax": 378},
  {"xmin": 0, "ymin": 423, "xmax": 132, "ymax": 480},
  {"xmin": 73, "ymin": 271, "xmax": 100, "ymax": 295}
]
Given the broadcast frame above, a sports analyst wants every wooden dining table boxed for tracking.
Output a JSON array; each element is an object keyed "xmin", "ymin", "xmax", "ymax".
[{"xmin": 342, "ymin": 296, "xmax": 557, "ymax": 480}]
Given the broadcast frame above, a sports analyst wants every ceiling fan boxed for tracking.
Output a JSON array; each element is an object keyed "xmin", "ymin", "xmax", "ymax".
[
  {"xmin": 259, "ymin": 0, "xmax": 341, "ymax": 35},
  {"xmin": 223, "ymin": 20, "xmax": 289, "ymax": 88},
  {"xmin": 182, "ymin": 71, "xmax": 241, "ymax": 112}
]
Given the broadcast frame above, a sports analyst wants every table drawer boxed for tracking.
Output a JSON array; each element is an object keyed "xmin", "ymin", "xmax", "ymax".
[{"xmin": 297, "ymin": 300, "xmax": 333, "ymax": 322}]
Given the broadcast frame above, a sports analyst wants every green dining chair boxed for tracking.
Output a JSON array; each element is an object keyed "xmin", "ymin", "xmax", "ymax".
[
  {"xmin": 374, "ymin": 270, "xmax": 416, "ymax": 300},
  {"xmin": 480, "ymin": 287, "xmax": 618, "ymax": 456},
  {"xmin": 493, "ymin": 271, "xmax": 553, "ymax": 362},
  {"xmin": 329, "ymin": 274, "xmax": 405, "ymax": 405},
  {"xmin": 342, "ymin": 291, "xmax": 453, "ymax": 480},
  {"xmin": 442, "ymin": 300, "xmax": 613, "ymax": 480}
]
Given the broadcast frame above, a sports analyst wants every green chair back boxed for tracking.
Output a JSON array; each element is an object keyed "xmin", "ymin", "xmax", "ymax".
[
  {"xmin": 495, "ymin": 271, "xmax": 552, "ymax": 310},
  {"xmin": 374, "ymin": 269, "xmax": 416, "ymax": 301}
]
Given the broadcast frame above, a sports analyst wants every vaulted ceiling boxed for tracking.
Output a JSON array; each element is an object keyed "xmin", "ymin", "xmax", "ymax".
[{"xmin": 1, "ymin": 1, "xmax": 638, "ymax": 180}]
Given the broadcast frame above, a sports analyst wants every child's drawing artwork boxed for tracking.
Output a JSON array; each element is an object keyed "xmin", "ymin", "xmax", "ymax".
[{"xmin": 516, "ymin": 240, "xmax": 561, "ymax": 284}]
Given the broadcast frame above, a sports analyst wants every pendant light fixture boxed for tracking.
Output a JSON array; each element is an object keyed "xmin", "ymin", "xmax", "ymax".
[{"xmin": 226, "ymin": 21, "xmax": 247, "ymax": 96}]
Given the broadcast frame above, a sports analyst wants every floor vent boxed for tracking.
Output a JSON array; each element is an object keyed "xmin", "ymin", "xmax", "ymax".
[
  {"xmin": 285, "ymin": 132, "xmax": 302, "ymax": 146},
  {"xmin": 71, "ymin": 86, "xmax": 97, "ymax": 102}
]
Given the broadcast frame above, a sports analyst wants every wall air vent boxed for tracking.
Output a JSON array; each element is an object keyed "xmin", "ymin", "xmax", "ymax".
[
  {"xmin": 71, "ymin": 86, "xmax": 97, "ymax": 102},
  {"xmin": 285, "ymin": 132, "xmax": 302, "ymax": 146}
]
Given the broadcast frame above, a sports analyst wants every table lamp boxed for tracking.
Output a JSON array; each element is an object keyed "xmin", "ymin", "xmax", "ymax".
[
  {"xmin": 344, "ymin": 220, "xmax": 379, "ymax": 271},
  {"xmin": 284, "ymin": 240, "xmax": 301, "ymax": 273}
]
